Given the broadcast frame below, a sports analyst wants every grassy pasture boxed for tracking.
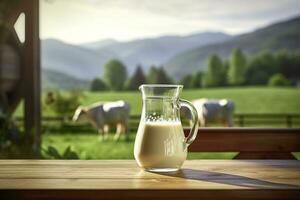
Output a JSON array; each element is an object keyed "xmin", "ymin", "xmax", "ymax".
[
  {"xmin": 81, "ymin": 87, "xmax": 300, "ymax": 115},
  {"xmin": 14, "ymin": 87, "xmax": 300, "ymax": 116},
  {"xmin": 37, "ymin": 87, "xmax": 300, "ymax": 160}
]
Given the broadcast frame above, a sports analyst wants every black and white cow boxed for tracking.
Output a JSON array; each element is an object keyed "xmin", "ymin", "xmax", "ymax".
[
  {"xmin": 181, "ymin": 99, "xmax": 234, "ymax": 127},
  {"xmin": 192, "ymin": 98, "xmax": 235, "ymax": 127}
]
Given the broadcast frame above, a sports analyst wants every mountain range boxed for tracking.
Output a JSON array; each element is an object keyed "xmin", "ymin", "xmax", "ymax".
[
  {"xmin": 42, "ymin": 69, "xmax": 90, "ymax": 90},
  {"xmin": 165, "ymin": 16, "xmax": 300, "ymax": 79},
  {"xmin": 91, "ymin": 32, "xmax": 231, "ymax": 73},
  {"xmin": 41, "ymin": 15, "xmax": 300, "ymax": 89},
  {"xmin": 42, "ymin": 31, "xmax": 231, "ymax": 80}
]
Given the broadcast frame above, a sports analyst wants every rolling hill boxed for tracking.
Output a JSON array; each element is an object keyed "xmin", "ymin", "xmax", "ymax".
[
  {"xmin": 93, "ymin": 32, "xmax": 231, "ymax": 73},
  {"xmin": 165, "ymin": 16, "xmax": 300, "ymax": 79},
  {"xmin": 42, "ymin": 32, "xmax": 231, "ymax": 81},
  {"xmin": 81, "ymin": 39, "xmax": 118, "ymax": 50},
  {"xmin": 42, "ymin": 69, "xmax": 90, "ymax": 90},
  {"xmin": 41, "ymin": 39, "xmax": 116, "ymax": 80}
]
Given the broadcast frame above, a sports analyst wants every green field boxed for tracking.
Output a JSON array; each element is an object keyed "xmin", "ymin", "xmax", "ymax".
[
  {"xmin": 17, "ymin": 87, "xmax": 300, "ymax": 160},
  {"xmin": 42, "ymin": 133, "xmax": 299, "ymax": 160},
  {"xmin": 14, "ymin": 87, "xmax": 300, "ymax": 116},
  {"xmin": 42, "ymin": 133, "xmax": 238, "ymax": 160},
  {"xmin": 77, "ymin": 87, "xmax": 300, "ymax": 115}
]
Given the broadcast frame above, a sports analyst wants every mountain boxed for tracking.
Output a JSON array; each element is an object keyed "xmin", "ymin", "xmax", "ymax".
[
  {"xmin": 165, "ymin": 16, "xmax": 300, "ymax": 80},
  {"xmin": 42, "ymin": 16, "xmax": 300, "ymax": 84},
  {"xmin": 42, "ymin": 69, "xmax": 90, "ymax": 90},
  {"xmin": 81, "ymin": 39, "xmax": 118, "ymax": 49},
  {"xmin": 95, "ymin": 32, "xmax": 231, "ymax": 73},
  {"xmin": 42, "ymin": 32, "xmax": 231, "ymax": 82},
  {"xmin": 41, "ymin": 39, "xmax": 116, "ymax": 80}
]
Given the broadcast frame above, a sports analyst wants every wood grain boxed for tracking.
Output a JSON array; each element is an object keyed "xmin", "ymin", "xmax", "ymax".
[{"xmin": 0, "ymin": 160, "xmax": 299, "ymax": 199}]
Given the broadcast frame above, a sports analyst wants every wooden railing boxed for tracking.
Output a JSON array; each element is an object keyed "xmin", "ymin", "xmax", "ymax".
[
  {"xmin": 234, "ymin": 113, "xmax": 300, "ymax": 127},
  {"xmin": 13, "ymin": 115, "xmax": 300, "ymax": 160},
  {"xmin": 184, "ymin": 128, "xmax": 300, "ymax": 159}
]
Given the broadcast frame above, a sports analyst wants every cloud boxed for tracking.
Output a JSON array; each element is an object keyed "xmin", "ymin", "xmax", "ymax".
[
  {"xmin": 78, "ymin": 0, "xmax": 300, "ymax": 20},
  {"xmin": 40, "ymin": 0, "xmax": 300, "ymax": 43}
]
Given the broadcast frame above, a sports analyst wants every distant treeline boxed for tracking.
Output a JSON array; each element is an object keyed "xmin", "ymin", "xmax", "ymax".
[{"xmin": 90, "ymin": 49, "xmax": 300, "ymax": 91}]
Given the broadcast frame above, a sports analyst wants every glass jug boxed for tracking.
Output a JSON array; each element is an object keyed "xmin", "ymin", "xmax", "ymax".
[{"xmin": 134, "ymin": 84, "xmax": 198, "ymax": 172}]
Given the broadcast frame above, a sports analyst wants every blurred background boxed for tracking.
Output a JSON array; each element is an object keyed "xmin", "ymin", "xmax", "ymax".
[{"xmin": 1, "ymin": 0, "xmax": 300, "ymax": 159}]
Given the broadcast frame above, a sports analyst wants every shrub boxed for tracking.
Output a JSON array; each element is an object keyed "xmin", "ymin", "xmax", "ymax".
[
  {"xmin": 268, "ymin": 73, "xmax": 290, "ymax": 87},
  {"xmin": 43, "ymin": 146, "xmax": 79, "ymax": 159},
  {"xmin": 90, "ymin": 78, "xmax": 107, "ymax": 91},
  {"xmin": 46, "ymin": 91, "xmax": 82, "ymax": 116}
]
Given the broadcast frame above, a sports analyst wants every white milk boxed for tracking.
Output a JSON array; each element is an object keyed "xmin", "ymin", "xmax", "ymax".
[{"xmin": 134, "ymin": 121, "xmax": 187, "ymax": 170}]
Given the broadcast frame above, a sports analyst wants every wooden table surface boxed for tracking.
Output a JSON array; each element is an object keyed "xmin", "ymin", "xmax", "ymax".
[{"xmin": 0, "ymin": 160, "xmax": 300, "ymax": 200}]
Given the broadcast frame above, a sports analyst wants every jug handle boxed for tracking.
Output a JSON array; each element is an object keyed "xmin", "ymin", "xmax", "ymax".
[{"xmin": 179, "ymin": 99, "xmax": 199, "ymax": 145}]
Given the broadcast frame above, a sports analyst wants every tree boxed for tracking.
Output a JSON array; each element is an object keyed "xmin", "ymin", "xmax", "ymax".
[
  {"xmin": 146, "ymin": 66, "xmax": 159, "ymax": 84},
  {"xmin": 146, "ymin": 66, "xmax": 173, "ymax": 84},
  {"xmin": 228, "ymin": 48, "xmax": 246, "ymax": 85},
  {"xmin": 246, "ymin": 51, "xmax": 278, "ymax": 85},
  {"xmin": 156, "ymin": 67, "xmax": 173, "ymax": 84},
  {"xmin": 203, "ymin": 54, "xmax": 224, "ymax": 87},
  {"xmin": 191, "ymin": 71, "xmax": 203, "ymax": 88},
  {"xmin": 179, "ymin": 74, "xmax": 193, "ymax": 88},
  {"xmin": 103, "ymin": 59, "xmax": 127, "ymax": 90},
  {"xmin": 268, "ymin": 74, "xmax": 290, "ymax": 86},
  {"xmin": 90, "ymin": 78, "xmax": 107, "ymax": 91},
  {"xmin": 127, "ymin": 65, "xmax": 147, "ymax": 90},
  {"xmin": 276, "ymin": 50, "xmax": 300, "ymax": 79}
]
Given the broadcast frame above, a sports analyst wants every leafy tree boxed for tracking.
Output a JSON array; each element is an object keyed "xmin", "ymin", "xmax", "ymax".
[
  {"xmin": 90, "ymin": 78, "xmax": 107, "ymax": 91},
  {"xmin": 268, "ymin": 73, "xmax": 290, "ymax": 86},
  {"xmin": 228, "ymin": 48, "xmax": 246, "ymax": 85},
  {"xmin": 246, "ymin": 51, "xmax": 278, "ymax": 85},
  {"xmin": 146, "ymin": 66, "xmax": 159, "ymax": 84},
  {"xmin": 146, "ymin": 66, "xmax": 173, "ymax": 84},
  {"xmin": 191, "ymin": 71, "xmax": 203, "ymax": 88},
  {"xmin": 276, "ymin": 50, "xmax": 300, "ymax": 79},
  {"xmin": 127, "ymin": 65, "xmax": 147, "ymax": 90},
  {"xmin": 179, "ymin": 71, "xmax": 203, "ymax": 89},
  {"xmin": 103, "ymin": 59, "xmax": 127, "ymax": 91},
  {"xmin": 156, "ymin": 67, "xmax": 173, "ymax": 84},
  {"xmin": 203, "ymin": 54, "xmax": 224, "ymax": 87},
  {"xmin": 179, "ymin": 74, "xmax": 193, "ymax": 88}
]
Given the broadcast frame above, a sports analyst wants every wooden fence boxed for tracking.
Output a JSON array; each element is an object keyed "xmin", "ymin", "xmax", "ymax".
[
  {"xmin": 234, "ymin": 113, "xmax": 300, "ymax": 128},
  {"xmin": 13, "ymin": 114, "xmax": 300, "ymax": 132}
]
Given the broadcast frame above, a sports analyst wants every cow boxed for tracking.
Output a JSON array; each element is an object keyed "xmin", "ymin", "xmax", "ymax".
[
  {"xmin": 181, "ymin": 99, "xmax": 234, "ymax": 127},
  {"xmin": 192, "ymin": 98, "xmax": 234, "ymax": 127},
  {"xmin": 72, "ymin": 101, "xmax": 130, "ymax": 140}
]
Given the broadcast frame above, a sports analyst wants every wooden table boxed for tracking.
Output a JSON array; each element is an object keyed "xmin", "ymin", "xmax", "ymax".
[{"xmin": 0, "ymin": 160, "xmax": 299, "ymax": 200}]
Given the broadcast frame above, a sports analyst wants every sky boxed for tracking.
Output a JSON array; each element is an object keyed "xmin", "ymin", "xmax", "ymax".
[{"xmin": 39, "ymin": 0, "xmax": 300, "ymax": 44}]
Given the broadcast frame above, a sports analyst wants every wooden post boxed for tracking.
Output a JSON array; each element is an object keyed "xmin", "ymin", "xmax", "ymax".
[
  {"xmin": 239, "ymin": 115, "xmax": 244, "ymax": 127},
  {"xmin": 287, "ymin": 115, "xmax": 292, "ymax": 128},
  {"xmin": 23, "ymin": 0, "xmax": 41, "ymax": 156}
]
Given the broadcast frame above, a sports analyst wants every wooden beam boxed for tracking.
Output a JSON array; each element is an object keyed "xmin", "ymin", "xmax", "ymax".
[
  {"xmin": 184, "ymin": 128, "xmax": 300, "ymax": 159},
  {"xmin": 23, "ymin": 0, "xmax": 41, "ymax": 156}
]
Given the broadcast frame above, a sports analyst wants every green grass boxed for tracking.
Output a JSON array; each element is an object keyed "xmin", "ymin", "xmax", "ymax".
[
  {"xmin": 82, "ymin": 87, "xmax": 300, "ymax": 115},
  {"xmin": 19, "ymin": 87, "xmax": 300, "ymax": 159},
  {"xmin": 42, "ymin": 133, "xmax": 237, "ymax": 160},
  {"xmin": 42, "ymin": 133, "xmax": 299, "ymax": 160},
  {"xmin": 14, "ymin": 87, "xmax": 300, "ymax": 116}
]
